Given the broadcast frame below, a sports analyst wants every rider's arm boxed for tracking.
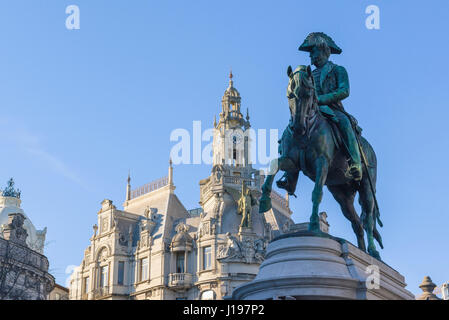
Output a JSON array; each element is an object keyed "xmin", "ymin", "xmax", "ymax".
[{"xmin": 317, "ymin": 66, "xmax": 350, "ymax": 106}]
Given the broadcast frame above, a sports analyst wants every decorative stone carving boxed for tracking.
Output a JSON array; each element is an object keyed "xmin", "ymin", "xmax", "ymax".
[
  {"xmin": 213, "ymin": 165, "xmax": 224, "ymax": 184},
  {"xmin": 176, "ymin": 222, "xmax": 188, "ymax": 234},
  {"xmin": 141, "ymin": 215, "xmax": 157, "ymax": 235},
  {"xmin": 34, "ymin": 227, "xmax": 47, "ymax": 254},
  {"xmin": 1, "ymin": 178, "xmax": 21, "ymax": 198},
  {"xmin": 217, "ymin": 233, "xmax": 266, "ymax": 264},
  {"xmin": 99, "ymin": 199, "xmax": 116, "ymax": 214},
  {"xmin": 264, "ymin": 223, "xmax": 272, "ymax": 242},
  {"xmin": 101, "ymin": 217, "xmax": 109, "ymax": 233},
  {"xmin": 144, "ymin": 207, "xmax": 158, "ymax": 220},
  {"xmin": 2, "ymin": 213, "xmax": 28, "ymax": 245},
  {"xmin": 213, "ymin": 193, "xmax": 223, "ymax": 216},
  {"xmin": 118, "ymin": 233, "xmax": 127, "ymax": 246},
  {"xmin": 198, "ymin": 218, "xmax": 217, "ymax": 238}
]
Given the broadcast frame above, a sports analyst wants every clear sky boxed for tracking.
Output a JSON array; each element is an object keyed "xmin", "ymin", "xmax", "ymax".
[{"xmin": 1, "ymin": 0, "xmax": 448, "ymax": 297}]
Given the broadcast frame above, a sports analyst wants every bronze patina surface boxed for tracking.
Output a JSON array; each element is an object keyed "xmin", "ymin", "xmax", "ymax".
[{"xmin": 259, "ymin": 33, "xmax": 383, "ymax": 260}]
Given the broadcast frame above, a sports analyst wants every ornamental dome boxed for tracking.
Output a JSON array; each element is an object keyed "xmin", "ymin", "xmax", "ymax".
[
  {"xmin": 224, "ymin": 71, "xmax": 240, "ymax": 98},
  {"xmin": 0, "ymin": 180, "xmax": 46, "ymax": 254},
  {"xmin": 171, "ymin": 223, "xmax": 193, "ymax": 251}
]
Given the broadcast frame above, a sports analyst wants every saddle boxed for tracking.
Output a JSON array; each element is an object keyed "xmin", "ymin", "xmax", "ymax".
[{"xmin": 318, "ymin": 105, "xmax": 362, "ymax": 152}]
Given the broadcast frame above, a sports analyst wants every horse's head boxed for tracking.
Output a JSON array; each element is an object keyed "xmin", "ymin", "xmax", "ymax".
[{"xmin": 286, "ymin": 65, "xmax": 317, "ymax": 135}]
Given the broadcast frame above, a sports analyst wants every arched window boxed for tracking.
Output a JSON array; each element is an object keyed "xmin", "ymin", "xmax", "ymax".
[{"xmin": 201, "ymin": 290, "xmax": 215, "ymax": 300}]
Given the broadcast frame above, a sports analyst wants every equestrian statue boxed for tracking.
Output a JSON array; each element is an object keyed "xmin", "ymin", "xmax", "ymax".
[{"xmin": 259, "ymin": 32, "xmax": 383, "ymax": 260}]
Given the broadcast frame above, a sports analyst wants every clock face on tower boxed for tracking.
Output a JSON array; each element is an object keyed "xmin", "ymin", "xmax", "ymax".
[{"xmin": 226, "ymin": 129, "xmax": 243, "ymax": 146}]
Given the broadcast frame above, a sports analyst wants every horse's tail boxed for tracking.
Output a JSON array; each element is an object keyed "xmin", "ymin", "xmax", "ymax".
[
  {"xmin": 360, "ymin": 136, "xmax": 384, "ymax": 248},
  {"xmin": 376, "ymin": 205, "xmax": 383, "ymax": 228},
  {"xmin": 373, "ymin": 205, "xmax": 384, "ymax": 249}
]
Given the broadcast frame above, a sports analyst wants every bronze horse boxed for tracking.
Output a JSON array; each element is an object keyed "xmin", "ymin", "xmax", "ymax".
[{"xmin": 259, "ymin": 65, "xmax": 383, "ymax": 259}]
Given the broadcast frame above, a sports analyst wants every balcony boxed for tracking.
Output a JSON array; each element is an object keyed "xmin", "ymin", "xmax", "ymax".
[
  {"xmin": 92, "ymin": 286, "xmax": 110, "ymax": 299},
  {"xmin": 168, "ymin": 273, "xmax": 193, "ymax": 289}
]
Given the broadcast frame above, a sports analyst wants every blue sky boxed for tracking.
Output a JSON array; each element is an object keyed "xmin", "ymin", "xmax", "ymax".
[{"xmin": 1, "ymin": 0, "xmax": 448, "ymax": 296}]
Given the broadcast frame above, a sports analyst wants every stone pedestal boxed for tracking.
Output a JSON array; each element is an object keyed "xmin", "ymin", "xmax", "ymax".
[{"xmin": 231, "ymin": 233, "xmax": 414, "ymax": 300}]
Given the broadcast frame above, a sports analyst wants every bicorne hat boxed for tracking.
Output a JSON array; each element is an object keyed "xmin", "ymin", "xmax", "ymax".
[{"xmin": 298, "ymin": 32, "xmax": 342, "ymax": 54}]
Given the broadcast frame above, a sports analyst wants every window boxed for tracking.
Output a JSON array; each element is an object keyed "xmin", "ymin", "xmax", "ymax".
[
  {"xmin": 176, "ymin": 253, "xmax": 185, "ymax": 273},
  {"xmin": 55, "ymin": 293, "xmax": 61, "ymax": 300},
  {"xmin": 203, "ymin": 246, "xmax": 211, "ymax": 270},
  {"xmin": 118, "ymin": 261, "xmax": 125, "ymax": 285},
  {"xmin": 83, "ymin": 277, "xmax": 89, "ymax": 294},
  {"xmin": 201, "ymin": 290, "xmax": 215, "ymax": 300},
  {"xmin": 140, "ymin": 258, "xmax": 149, "ymax": 281},
  {"xmin": 99, "ymin": 265, "xmax": 108, "ymax": 288}
]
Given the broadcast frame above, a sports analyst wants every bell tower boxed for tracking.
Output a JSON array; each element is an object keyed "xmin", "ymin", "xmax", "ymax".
[{"xmin": 213, "ymin": 71, "xmax": 251, "ymax": 167}]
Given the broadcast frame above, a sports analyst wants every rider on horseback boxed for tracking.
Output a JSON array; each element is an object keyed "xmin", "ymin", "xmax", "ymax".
[{"xmin": 277, "ymin": 32, "xmax": 363, "ymax": 194}]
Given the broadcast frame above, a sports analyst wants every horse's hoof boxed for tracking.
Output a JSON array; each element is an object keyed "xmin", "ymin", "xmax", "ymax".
[
  {"xmin": 259, "ymin": 198, "xmax": 272, "ymax": 213},
  {"xmin": 368, "ymin": 248, "xmax": 381, "ymax": 261},
  {"xmin": 308, "ymin": 221, "xmax": 320, "ymax": 233}
]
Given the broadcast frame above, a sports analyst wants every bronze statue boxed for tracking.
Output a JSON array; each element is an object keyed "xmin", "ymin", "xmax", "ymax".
[
  {"xmin": 259, "ymin": 33, "xmax": 383, "ymax": 260},
  {"xmin": 237, "ymin": 182, "xmax": 256, "ymax": 229}
]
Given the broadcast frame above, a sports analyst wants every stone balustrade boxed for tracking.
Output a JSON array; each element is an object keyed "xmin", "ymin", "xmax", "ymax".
[{"xmin": 168, "ymin": 273, "xmax": 193, "ymax": 289}]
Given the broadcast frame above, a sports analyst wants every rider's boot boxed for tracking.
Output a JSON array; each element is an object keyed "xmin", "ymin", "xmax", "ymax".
[{"xmin": 337, "ymin": 117, "xmax": 363, "ymax": 181}]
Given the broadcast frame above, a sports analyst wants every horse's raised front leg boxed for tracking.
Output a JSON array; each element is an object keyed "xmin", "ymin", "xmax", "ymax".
[
  {"xmin": 309, "ymin": 156, "xmax": 329, "ymax": 232},
  {"xmin": 259, "ymin": 158, "xmax": 280, "ymax": 213}
]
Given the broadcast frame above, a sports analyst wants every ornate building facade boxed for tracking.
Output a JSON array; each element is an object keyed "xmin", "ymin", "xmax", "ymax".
[
  {"xmin": 69, "ymin": 73, "xmax": 293, "ymax": 300},
  {"xmin": 0, "ymin": 179, "xmax": 55, "ymax": 300}
]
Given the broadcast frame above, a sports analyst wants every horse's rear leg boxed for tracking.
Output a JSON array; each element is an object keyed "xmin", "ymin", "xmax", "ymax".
[
  {"xmin": 309, "ymin": 157, "xmax": 328, "ymax": 232},
  {"xmin": 328, "ymin": 185, "xmax": 366, "ymax": 252},
  {"xmin": 358, "ymin": 179, "xmax": 381, "ymax": 260}
]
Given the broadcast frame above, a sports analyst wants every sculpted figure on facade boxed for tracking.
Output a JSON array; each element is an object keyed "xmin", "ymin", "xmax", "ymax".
[
  {"xmin": 217, "ymin": 232, "xmax": 242, "ymax": 260},
  {"xmin": 237, "ymin": 183, "xmax": 257, "ymax": 229},
  {"xmin": 213, "ymin": 165, "xmax": 224, "ymax": 184},
  {"xmin": 253, "ymin": 238, "xmax": 266, "ymax": 263},
  {"xmin": 242, "ymin": 239, "xmax": 256, "ymax": 264}
]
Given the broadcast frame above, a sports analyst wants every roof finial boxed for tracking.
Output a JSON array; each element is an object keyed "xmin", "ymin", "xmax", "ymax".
[
  {"xmin": 126, "ymin": 171, "xmax": 131, "ymax": 201},
  {"xmin": 168, "ymin": 157, "xmax": 174, "ymax": 186},
  {"xmin": 246, "ymin": 108, "xmax": 250, "ymax": 121},
  {"xmin": 229, "ymin": 68, "xmax": 234, "ymax": 87}
]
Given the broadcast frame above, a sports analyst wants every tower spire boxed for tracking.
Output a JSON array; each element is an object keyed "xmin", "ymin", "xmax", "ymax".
[
  {"xmin": 126, "ymin": 171, "xmax": 131, "ymax": 201},
  {"xmin": 168, "ymin": 158, "xmax": 174, "ymax": 186},
  {"xmin": 229, "ymin": 68, "xmax": 233, "ymax": 87}
]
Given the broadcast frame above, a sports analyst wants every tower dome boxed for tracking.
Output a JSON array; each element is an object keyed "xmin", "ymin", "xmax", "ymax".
[
  {"xmin": 0, "ymin": 179, "xmax": 47, "ymax": 254},
  {"xmin": 224, "ymin": 71, "xmax": 240, "ymax": 98}
]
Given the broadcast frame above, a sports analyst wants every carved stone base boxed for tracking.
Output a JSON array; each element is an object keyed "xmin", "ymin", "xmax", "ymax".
[
  {"xmin": 238, "ymin": 227, "xmax": 255, "ymax": 238},
  {"xmin": 231, "ymin": 234, "xmax": 415, "ymax": 300}
]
